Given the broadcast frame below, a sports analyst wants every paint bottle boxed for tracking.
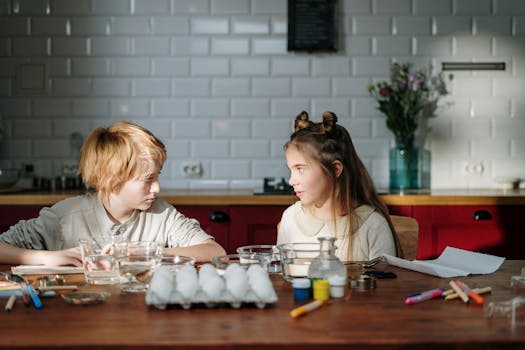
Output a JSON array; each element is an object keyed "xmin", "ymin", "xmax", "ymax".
[
  {"xmin": 291, "ymin": 278, "xmax": 311, "ymax": 301},
  {"xmin": 313, "ymin": 279, "xmax": 330, "ymax": 301}
]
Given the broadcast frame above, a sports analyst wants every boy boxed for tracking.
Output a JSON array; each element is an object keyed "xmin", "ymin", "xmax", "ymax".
[{"xmin": 0, "ymin": 121, "xmax": 226, "ymax": 265}]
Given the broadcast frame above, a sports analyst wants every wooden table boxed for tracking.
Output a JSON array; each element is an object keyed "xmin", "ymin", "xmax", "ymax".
[{"xmin": 2, "ymin": 261, "xmax": 525, "ymax": 349}]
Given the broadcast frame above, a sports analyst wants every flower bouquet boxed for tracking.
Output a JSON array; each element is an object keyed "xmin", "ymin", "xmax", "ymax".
[{"xmin": 368, "ymin": 62, "xmax": 448, "ymax": 190}]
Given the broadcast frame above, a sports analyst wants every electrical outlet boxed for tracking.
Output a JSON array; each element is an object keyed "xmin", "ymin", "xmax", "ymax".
[
  {"xmin": 465, "ymin": 161, "xmax": 484, "ymax": 176},
  {"xmin": 62, "ymin": 160, "xmax": 78, "ymax": 176},
  {"xmin": 181, "ymin": 162, "xmax": 203, "ymax": 178}
]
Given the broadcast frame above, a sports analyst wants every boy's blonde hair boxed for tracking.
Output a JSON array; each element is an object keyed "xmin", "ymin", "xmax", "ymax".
[{"xmin": 78, "ymin": 121, "xmax": 167, "ymax": 197}]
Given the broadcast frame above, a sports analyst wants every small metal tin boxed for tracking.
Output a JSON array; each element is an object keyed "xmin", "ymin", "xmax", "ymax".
[
  {"xmin": 37, "ymin": 275, "xmax": 66, "ymax": 288},
  {"xmin": 349, "ymin": 275, "xmax": 377, "ymax": 291}
]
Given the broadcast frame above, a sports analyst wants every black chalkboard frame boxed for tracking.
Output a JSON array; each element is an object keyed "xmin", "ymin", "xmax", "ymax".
[{"xmin": 287, "ymin": 0, "xmax": 338, "ymax": 52}]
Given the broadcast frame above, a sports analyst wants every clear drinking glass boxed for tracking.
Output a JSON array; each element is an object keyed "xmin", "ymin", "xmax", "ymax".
[
  {"xmin": 118, "ymin": 241, "xmax": 162, "ymax": 292},
  {"xmin": 79, "ymin": 239, "xmax": 120, "ymax": 285}
]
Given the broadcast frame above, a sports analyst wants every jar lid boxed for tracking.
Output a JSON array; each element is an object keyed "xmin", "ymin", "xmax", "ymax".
[
  {"xmin": 291, "ymin": 278, "xmax": 311, "ymax": 288},
  {"xmin": 327, "ymin": 275, "xmax": 346, "ymax": 286},
  {"xmin": 313, "ymin": 279, "xmax": 329, "ymax": 289}
]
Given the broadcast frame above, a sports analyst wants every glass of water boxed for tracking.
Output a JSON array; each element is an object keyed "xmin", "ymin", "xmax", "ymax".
[
  {"xmin": 118, "ymin": 241, "xmax": 162, "ymax": 292},
  {"xmin": 79, "ymin": 239, "xmax": 120, "ymax": 285}
]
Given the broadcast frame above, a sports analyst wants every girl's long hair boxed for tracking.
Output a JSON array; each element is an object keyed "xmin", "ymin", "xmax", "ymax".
[{"xmin": 285, "ymin": 111, "xmax": 402, "ymax": 258}]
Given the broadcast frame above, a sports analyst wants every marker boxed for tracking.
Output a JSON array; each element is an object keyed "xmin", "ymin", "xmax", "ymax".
[
  {"xmin": 445, "ymin": 286, "xmax": 491, "ymax": 301},
  {"xmin": 455, "ymin": 280, "xmax": 484, "ymax": 305},
  {"xmin": 441, "ymin": 288, "xmax": 454, "ymax": 297},
  {"xmin": 27, "ymin": 286, "xmax": 42, "ymax": 309},
  {"xmin": 5, "ymin": 294, "xmax": 16, "ymax": 312},
  {"xmin": 290, "ymin": 300, "xmax": 324, "ymax": 318},
  {"xmin": 405, "ymin": 288, "xmax": 443, "ymax": 305},
  {"xmin": 449, "ymin": 280, "xmax": 469, "ymax": 303}
]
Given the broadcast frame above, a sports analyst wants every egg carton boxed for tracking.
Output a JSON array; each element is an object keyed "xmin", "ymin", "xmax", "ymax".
[{"xmin": 146, "ymin": 264, "xmax": 278, "ymax": 310}]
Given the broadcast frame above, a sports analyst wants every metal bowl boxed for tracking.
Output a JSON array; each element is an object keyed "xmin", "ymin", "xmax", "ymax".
[{"xmin": 0, "ymin": 169, "xmax": 20, "ymax": 189}]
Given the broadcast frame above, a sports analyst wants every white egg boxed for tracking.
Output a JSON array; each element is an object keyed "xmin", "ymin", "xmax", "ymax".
[
  {"xmin": 202, "ymin": 275, "xmax": 225, "ymax": 300},
  {"xmin": 249, "ymin": 273, "xmax": 274, "ymax": 300},
  {"xmin": 247, "ymin": 264, "xmax": 267, "ymax": 280},
  {"xmin": 223, "ymin": 263, "xmax": 244, "ymax": 279},
  {"xmin": 198, "ymin": 264, "xmax": 217, "ymax": 284},
  {"xmin": 225, "ymin": 267, "xmax": 249, "ymax": 299},
  {"xmin": 175, "ymin": 264, "xmax": 199, "ymax": 299}
]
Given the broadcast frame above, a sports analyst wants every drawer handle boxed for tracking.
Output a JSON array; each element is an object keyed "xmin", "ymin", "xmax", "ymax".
[
  {"xmin": 210, "ymin": 211, "xmax": 229, "ymax": 223},
  {"xmin": 473, "ymin": 210, "xmax": 492, "ymax": 221}
]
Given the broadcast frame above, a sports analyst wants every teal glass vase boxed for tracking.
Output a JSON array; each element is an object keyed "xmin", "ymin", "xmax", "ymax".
[{"xmin": 389, "ymin": 144, "xmax": 431, "ymax": 191}]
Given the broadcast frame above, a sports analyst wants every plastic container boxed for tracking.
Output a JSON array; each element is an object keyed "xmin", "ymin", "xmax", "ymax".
[
  {"xmin": 291, "ymin": 278, "xmax": 311, "ymax": 301},
  {"xmin": 313, "ymin": 279, "xmax": 329, "ymax": 301},
  {"xmin": 328, "ymin": 275, "xmax": 346, "ymax": 298}
]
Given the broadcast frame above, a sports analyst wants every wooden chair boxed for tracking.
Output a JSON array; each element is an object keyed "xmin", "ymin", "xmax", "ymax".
[{"xmin": 390, "ymin": 215, "xmax": 419, "ymax": 260}]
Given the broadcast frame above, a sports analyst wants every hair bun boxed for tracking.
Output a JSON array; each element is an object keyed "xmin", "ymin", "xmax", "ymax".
[
  {"xmin": 322, "ymin": 111, "xmax": 338, "ymax": 133},
  {"xmin": 294, "ymin": 110, "xmax": 311, "ymax": 131}
]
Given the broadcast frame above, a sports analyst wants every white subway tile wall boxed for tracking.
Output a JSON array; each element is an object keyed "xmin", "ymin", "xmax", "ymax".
[{"xmin": 0, "ymin": 0, "xmax": 524, "ymax": 190}]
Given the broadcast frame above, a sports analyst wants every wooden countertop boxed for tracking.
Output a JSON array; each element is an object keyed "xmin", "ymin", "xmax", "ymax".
[
  {"xmin": 2, "ymin": 260, "xmax": 524, "ymax": 349},
  {"xmin": 0, "ymin": 188, "xmax": 524, "ymax": 206}
]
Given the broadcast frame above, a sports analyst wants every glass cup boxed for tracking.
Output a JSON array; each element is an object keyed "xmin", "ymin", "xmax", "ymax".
[
  {"xmin": 118, "ymin": 241, "xmax": 162, "ymax": 292},
  {"xmin": 79, "ymin": 239, "xmax": 120, "ymax": 285}
]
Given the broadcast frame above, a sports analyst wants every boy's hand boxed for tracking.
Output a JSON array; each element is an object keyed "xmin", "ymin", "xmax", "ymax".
[{"xmin": 41, "ymin": 247, "xmax": 83, "ymax": 267}]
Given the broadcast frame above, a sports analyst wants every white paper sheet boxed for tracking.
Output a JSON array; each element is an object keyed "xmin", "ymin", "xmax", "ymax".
[
  {"xmin": 11, "ymin": 265, "xmax": 83, "ymax": 275},
  {"xmin": 383, "ymin": 246, "xmax": 505, "ymax": 278}
]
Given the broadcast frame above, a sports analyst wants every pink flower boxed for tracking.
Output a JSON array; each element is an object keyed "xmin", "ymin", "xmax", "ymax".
[{"xmin": 379, "ymin": 86, "xmax": 391, "ymax": 96}]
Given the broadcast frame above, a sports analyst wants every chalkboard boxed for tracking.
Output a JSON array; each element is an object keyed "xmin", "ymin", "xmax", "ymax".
[{"xmin": 287, "ymin": 0, "xmax": 337, "ymax": 52}]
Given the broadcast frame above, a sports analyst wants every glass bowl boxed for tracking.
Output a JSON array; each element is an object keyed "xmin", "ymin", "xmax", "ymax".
[
  {"xmin": 160, "ymin": 255, "xmax": 195, "ymax": 274},
  {"xmin": 211, "ymin": 254, "xmax": 269, "ymax": 275},
  {"xmin": 276, "ymin": 242, "xmax": 320, "ymax": 281},
  {"xmin": 236, "ymin": 245, "xmax": 281, "ymax": 273}
]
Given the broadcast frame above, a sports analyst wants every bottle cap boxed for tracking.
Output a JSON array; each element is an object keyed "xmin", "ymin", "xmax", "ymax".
[
  {"xmin": 291, "ymin": 278, "xmax": 311, "ymax": 288},
  {"xmin": 327, "ymin": 275, "xmax": 346, "ymax": 286}
]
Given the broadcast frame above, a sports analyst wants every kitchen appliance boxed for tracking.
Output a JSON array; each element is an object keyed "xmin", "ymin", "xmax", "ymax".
[{"xmin": 254, "ymin": 177, "xmax": 294, "ymax": 195}]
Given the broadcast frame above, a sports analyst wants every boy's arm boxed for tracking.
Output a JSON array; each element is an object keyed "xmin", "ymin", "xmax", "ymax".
[
  {"xmin": 0, "ymin": 242, "xmax": 82, "ymax": 266},
  {"xmin": 163, "ymin": 239, "xmax": 226, "ymax": 263}
]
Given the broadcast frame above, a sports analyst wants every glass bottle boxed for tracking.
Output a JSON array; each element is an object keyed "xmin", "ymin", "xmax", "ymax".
[{"xmin": 307, "ymin": 236, "xmax": 347, "ymax": 281}]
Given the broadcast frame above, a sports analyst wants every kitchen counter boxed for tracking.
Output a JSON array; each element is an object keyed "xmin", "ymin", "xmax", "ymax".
[{"xmin": 0, "ymin": 188, "xmax": 524, "ymax": 206}]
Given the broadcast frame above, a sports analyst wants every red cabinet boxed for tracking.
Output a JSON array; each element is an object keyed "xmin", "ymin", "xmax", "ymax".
[
  {"xmin": 228, "ymin": 206, "xmax": 285, "ymax": 251},
  {"xmin": 176, "ymin": 206, "xmax": 230, "ymax": 253},
  {"xmin": 388, "ymin": 205, "xmax": 525, "ymax": 260},
  {"xmin": 6, "ymin": 203, "xmax": 523, "ymax": 260},
  {"xmin": 176, "ymin": 205, "xmax": 286, "ymax": 254},
  {"xmin": 413, "ymin": 205, "xmax": 525, "ymax": 260},
  {"xmin": 0, "ymin": 206, "xmax": 42, "ymax": 233}
]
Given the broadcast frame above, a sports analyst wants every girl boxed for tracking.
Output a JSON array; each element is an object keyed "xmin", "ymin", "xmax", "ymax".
[
  {"xmin": 277, "ymin": 111, "xmax": 401, "ymax": 261},
  {"xmin": 0, "ymin": 121, "xmax": 226, "ymax": 266}
]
